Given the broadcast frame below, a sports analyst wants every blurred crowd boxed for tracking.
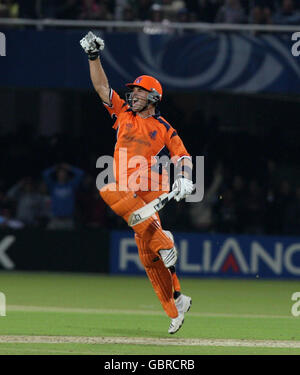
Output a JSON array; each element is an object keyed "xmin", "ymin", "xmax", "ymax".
[
  {"xmin": 0, "ymin": 160, "xmax": 107, "ymax": 231},
  {"xmin": 0, "ymin": 135, "xmax": 299, "ymax": 236},
  {"xmin": 161, "ymin": 160, "xmax": 300, "ymax": 236},
  {"xmin": 0, "ymin": 0, "xmax": 300, "ymax": 25}
]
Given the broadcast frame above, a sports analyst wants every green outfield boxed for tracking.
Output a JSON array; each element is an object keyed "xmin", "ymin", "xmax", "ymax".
[{"xmin": 0, "ymin": 271, "xmax": 299, "ymax": 355}]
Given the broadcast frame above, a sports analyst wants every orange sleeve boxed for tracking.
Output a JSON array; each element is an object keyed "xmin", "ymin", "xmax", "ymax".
[
  {"xmin": 102, "ymin": 89, "xmax": 129, "ymax": 129},
  {"xmin": 164, "ymin": 125, "xmax": 191, "ymax": 165}
]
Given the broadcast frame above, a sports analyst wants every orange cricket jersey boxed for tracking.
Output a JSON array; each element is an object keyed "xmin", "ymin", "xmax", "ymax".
[{"xmin": 103, "ymin": 89, "xmax": 190, "ymax": 192}]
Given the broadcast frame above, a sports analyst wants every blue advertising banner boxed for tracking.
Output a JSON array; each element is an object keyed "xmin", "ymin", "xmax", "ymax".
[
  {"xmin": 1, "ymin": 30, "xmax": 300, "ymax": 93},
  {"xmin": 110, "ymin": 230, "xmax": 300, "ymax": 279}
]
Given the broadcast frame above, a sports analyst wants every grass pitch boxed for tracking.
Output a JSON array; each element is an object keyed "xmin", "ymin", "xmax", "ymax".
[{"xmin": 0, "ymin": 272, "xmax": 299, "ymax": 355}]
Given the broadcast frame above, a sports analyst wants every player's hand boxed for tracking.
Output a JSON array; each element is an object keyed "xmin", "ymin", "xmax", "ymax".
[
  {"xmin": 172, "ymin": 177, "xmax": 194, "ymax": 202},
  {"xmin": 80, "ymin": 31, "xmax": 105, "ymax": 60}
]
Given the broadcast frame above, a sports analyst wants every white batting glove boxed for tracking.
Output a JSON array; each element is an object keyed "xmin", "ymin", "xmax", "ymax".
[
  {"xmin": 80, "ymin": 31, "xmax": 105, "ymax": 60},
  {"xmin": 172, "ymin": 177, "xmax": 194, "ymax": 202}
]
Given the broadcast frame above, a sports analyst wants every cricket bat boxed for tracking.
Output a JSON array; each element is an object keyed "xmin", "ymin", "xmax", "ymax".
[{"xmin": 128, "ymin": 190, "xmax": 177, "ymax": 227}]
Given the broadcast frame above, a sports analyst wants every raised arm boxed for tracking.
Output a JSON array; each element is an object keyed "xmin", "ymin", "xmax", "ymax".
[
  {"xmin": 89, "ymin": 58, "xmax": 110, "ymax": 104},
  {"xmin": 42, "ymin": 166, "xmax": 56, "ymax": 191},
  {"xmin": 64, "ymin": 164, "xmax": 84, "ymax": 189},
  {"xmin": 80, "ymin": 31, "xmax": 110, "ymax": 104}
]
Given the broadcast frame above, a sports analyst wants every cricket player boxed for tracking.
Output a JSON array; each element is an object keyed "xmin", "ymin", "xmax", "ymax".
[{"xmin": 80, "ymin": 32, "xmax": 194, "ymax": 334}]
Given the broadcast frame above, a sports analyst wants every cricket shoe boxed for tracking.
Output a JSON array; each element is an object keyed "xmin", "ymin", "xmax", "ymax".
[
  {"xmin": 168, "ymin": 294, "xmax": 192, "ymax": 334},
  {"xmin": 159, "ymin": 230, "xmax": 177, "ymax": 268}
]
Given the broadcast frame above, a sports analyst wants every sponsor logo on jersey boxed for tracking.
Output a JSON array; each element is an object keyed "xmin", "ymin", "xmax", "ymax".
[{"xmin": 123, "ymin": 134, "xmax": 151, "ymax": 147}]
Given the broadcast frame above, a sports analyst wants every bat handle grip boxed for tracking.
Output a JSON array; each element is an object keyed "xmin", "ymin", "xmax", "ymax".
[{"xmin": 169, "ymin": 190, "xmax": 177, "ymax": 200}]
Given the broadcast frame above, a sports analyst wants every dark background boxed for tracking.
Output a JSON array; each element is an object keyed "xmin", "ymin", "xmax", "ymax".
[
  {"xmin": 1, "ymin": 87, "xmax": 300, "ymax": 236},
  {"xmin": 1, "ymin": 0, "xmax": 300, "ymax": 238}
]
